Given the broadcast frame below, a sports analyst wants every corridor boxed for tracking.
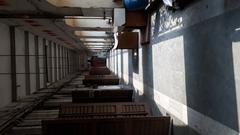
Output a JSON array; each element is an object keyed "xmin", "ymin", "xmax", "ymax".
[{"xmin": 0, "ymin": 0, "xmax": 240, "ymax": 135}]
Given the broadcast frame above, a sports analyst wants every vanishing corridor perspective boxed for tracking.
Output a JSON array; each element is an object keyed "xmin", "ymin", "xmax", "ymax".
[{"xmin": 0, "ymin": 0, "xmax": 240, "ymax": 135}]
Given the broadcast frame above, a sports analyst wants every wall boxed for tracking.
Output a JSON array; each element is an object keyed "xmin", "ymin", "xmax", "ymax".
[
  {"xmin": 0, "ymin": 22, "xmax": 11, "ymax": 107},
  {"xmin": 29, "ymin": 33, "xmax": 37, "ymax": 94},
  {"xmin": 0, "ymin": 21, "xmax": 85, "ymax": 108},
  {"xmin": 38, "ymin": 37, "xmax": 45, "ymax": 89},
  {"xmin": 108, "ymin": 1, "xmax": 240, "ymax": 135},
  {"xmin": 15, "ymin": 28, "xmax": 26, "ymax": 98}
]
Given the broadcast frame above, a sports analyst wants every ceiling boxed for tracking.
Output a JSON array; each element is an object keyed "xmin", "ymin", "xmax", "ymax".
[
  {"xmin": 46, "ymin": 0, "xmax": 123, "ymax": 8},
  {"xmin": 0, "ymin": 0, "xmax": 124, "ymax": 53}
]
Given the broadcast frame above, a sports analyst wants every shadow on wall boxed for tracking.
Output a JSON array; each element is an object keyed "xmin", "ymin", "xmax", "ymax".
[
  {"xmin": 184, "ymin": 6, "xmax": 240, "ymax": 133},
  {"xmin": 141, "ymin": 44, "xmax": 163, "ymax": 116}
]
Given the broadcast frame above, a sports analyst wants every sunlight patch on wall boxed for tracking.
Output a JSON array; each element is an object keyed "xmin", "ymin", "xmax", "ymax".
[
  {"xmin": 122, "ymin": 50, "xmax": 129, "ymax": 84},
  {"xmin": 152, "ymin": 35, "xmax": 188, "ymax": 124},
  {"xmin": 235, "ymin": 28, "xmax": 240, "ymax": 31},
  {"xmin": 117, "ymin": 50, "xmax": 122, "ymax": 78},
  {"xmin": 232, "ymin": 41, "xmax": 240, "ymax": 130},
  {"xmin": 133, "ymin": 48, "xmax": 144, "ymax": 95}
]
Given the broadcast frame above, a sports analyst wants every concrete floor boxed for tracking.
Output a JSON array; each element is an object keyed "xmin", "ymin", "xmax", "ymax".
[{"xmin": 2, "ymin": 74, "xmax": 84, "ymax": 135}]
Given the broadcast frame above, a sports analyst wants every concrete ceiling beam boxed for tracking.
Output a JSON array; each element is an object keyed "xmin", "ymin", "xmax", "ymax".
[
  {"xmin": 46, "ymin": 0, "xmax": 123, "ymax": 8},
  {"xmin": 0, "ymin": 0, "xmax": 83, "ymax": 18}
]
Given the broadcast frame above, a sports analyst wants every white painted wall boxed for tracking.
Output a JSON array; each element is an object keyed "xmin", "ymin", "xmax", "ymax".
[
  {"xmin": 0, "ymin": 22, "xmax": 82, "ymax": 109},
  {"xmin": 15, "ymin": 28, "xmax": 26, "ymax": 99},
  {"xmin": 51, "ymin": 43, "xmax": 56, "ymax": 82},
  {"xmin": 46, "ymin": 40, "xmax": 52, "ymax": 83},
  {"xmin": 0, "ymin": 22, "xmax": 12, "ymax": 108},
  {"xmin": 56, "ymin": 44, "xmax": 60, "ymax": 81},
  {"xmin": 38, "ymin": 37, "xmax": 45, "ymax": 89},
  {"xmin": 29, "ymin": 33, "xmax": 37, "ymax": 94}
]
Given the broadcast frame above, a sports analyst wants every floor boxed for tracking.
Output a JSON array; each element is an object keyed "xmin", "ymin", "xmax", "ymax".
[{"xmin": 1, "ymin": 73, "xmax": 86, "ymax": 135}]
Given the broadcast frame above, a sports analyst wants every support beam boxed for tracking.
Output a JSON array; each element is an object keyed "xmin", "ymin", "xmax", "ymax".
[
  {"xmin": 65, "ymin": 47, "xmax": 67, "ymax": 77},
  {"xmin": 56, "ymin": 44, "xmax": 60, "ymax": 80},
  {"xmin": 62, "ymin": 48, "xmax": 65, "ymax": 77},
  {"xmin": 35, "ymin": 35, "xmax": 40, "ymax": 90},
  {"xmin": 84, "ymin": 44, "xmax": 113, "ymax": 46},
  {"xmin": 85, "ymin": 45, "xmax": 113, "ymax": 47},
  {"xmin": 80, "ymin": 38, "xmax": 113, "ymax": 42},
  {"xmin": 69, "ymin": 50, "xmax": 71, "ymax": 73},
  {"xmin": 59, "ymin": 45, "xmax": 62, "ymax": 79},
  {"xmin": 47, "ymin": 0, "xmax": 123, "ymax": 8},
  {"xmin": 0, "ymin": 0, "xmax": 84, "ymax": 18},
  {"xmin": 67, "ymin": 49, "xmax": 70, "ymax": 74},
  {"xmin": 48, "ymin": 41, "xmax": 53, "ymax": 83},
  {"xmin": 83, "ymin": 41, "xmax": 114, "ymax": 43},
  {"xmin": 77, "ymin": 36, "xmax": 112, "ymax": 39},
  {"xmin": 61, "ymin": 46, "xmax": 64, "ymax": 78},
  {"xmin": 53, "ymin": 43, "xmax": 57, "ymax": 81},
  {"xmin": 10, "ymin": 26, "xmax": 17, "ymax": 102},
  {"xmin": 25, "ymin": 31, "xmax": 31, "ymax": 95},
  {"xmin": 43, "ymin": 40, "xmax": 47, "ymax": 86},
  {"xmin": 69, "ymin": 27, "xmax": 112, "ymax": 32},
  {"xmin": 43, "ymin": 38, "xmax": 48, "ymax": 87}
]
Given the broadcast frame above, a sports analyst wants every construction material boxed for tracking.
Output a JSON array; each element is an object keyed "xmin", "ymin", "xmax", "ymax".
[
  {"xmin": 59, "ymin": 102, "xmax": 150, "ymax": 118},
  {"xmin": 42, "ymin": 117, "xmax": 171, "ymax": 135},
  {"xmin": 89, "ymin": 56, "xmax": 106, "ymax": 67},
  {"xmin": 72, "ymin": 89, "xmax": 133, "ymax": 103},
  {"xmin": 117, "ymin": 32, "xmax": 139, "ymax": 49},
  {"xmin": 83, "ymin": 75, "xmax": 119, "ymax": 85},
  {"xmin": 89, "ymin": 67, "xmax": 111, "ymax": 75}
]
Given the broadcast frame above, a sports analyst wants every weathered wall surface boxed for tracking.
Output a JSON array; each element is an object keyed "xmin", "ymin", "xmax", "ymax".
[{"xmin": 0, "ymin": 23, "xmax": 12, "ymax": 107}]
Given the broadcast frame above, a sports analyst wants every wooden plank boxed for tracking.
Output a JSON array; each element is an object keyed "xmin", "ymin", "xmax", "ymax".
[
  {"xmin": 89, "ymin": 67, "xmax": 111, "ymax": 75},
  {"xmin": 59, "ymin": 103, "xmax": 150, "ymax": 118},
  {"xmin": 90, "ymin": 57, "xmax": 106, "ymax": 67},
  {"xmin": 83, "ymin": 75, "xmax": 119, "ymax": 85},
  {"xmin": 42, "ymin": 117, "xmax": 171, "ymax": 135},
  {"xmin": 72, "ymin": 89, "xmax": 133, "ymax": 103}
]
